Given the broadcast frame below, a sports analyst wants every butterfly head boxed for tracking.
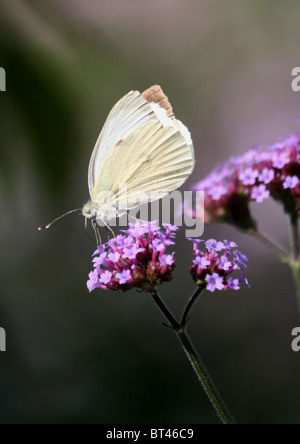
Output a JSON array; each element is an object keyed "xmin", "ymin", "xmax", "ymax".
[
  {"xmin": 82, "ymin": 200, "xmax": 123, "ymax": 222},
  {"xmin": 82, "ymin": 200, "xmax": 97, "ymax": 219}
]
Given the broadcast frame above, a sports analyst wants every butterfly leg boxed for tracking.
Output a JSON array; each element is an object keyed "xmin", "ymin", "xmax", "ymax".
[
  {"xmin": 103, "ymin": 221, "xmax": 116, "ymax": 240},
  {"xmin": 92, "ymin": 219, "xmax": 102, "ymax": 246},
  {"xmin": 104, "ymin": 225, "xmax": 110, "ymax": 243}
]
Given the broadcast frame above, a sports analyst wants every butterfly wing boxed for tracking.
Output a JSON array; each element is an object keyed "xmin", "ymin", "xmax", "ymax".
[
  {"xmin": 92, "ymin": 122, "xmax": 194, "ymax": 210},
  {"xmin": 88, "ymin": 90, "xmax": 160, "ymax": 198}
]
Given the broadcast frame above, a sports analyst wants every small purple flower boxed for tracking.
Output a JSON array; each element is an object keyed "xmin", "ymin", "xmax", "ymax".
[
  {"xmin": 239, "ymin": 168, "xmax": 259, "ymax": 186},
  {"xmin": 92, "ymin": 244, "xmax": 106, "ymax": 256},
  {"xmin": 143, "ymin": 221, "xmax": 161, "ymax": 232},
  {"xmin": 163, "ymin": 223, "xmax": 179, "ymax": 232},
  {"xmin": 205, "ymin": 239, "xmax": 225, "ymax": 251},
  {"xmin": 87, "ymin": 269, "xmax": 100, "ymax": 292},
  {"xmin": 217, "ymin": 256, "xmax": 232, "ymax": 271},
  {"xmin": 283, "ymin": 176, "xmax": 300, "ymax": 190},
  {"xmin": 93, "ymin": 252, "xmax": 107, "ymax": 268},
  {"xmin": 122, "ymin": 245, "xmax": 145, "ymax": 260},
  {"xmin": 223, "ymin": 240, "xmax": 238, "ymax": 249},
  {"xmin": 272, "ymin": 151, "xmax": 290, "ymax": 169},
  {"xmin": 258, "ymin": 168, "xmax": 275, "ymax": 185},
  {"xmin": 251, "ymin": 184, "xmax": 270, "ymax": 203},
  {"xmin": 233, "ymin": 250, "xmax": 249, "ymax": 269},
  {"xmin": 193, "ymin": 256, "xmax": 211, "ymax": 269},
  {"xmin": 126, "ymin": 222, "xmax": 148, "ymax": 237},
  {"xmin": 100, "ymin": 270, "xmax": 113, "ymax": 285},
  {"xmin": 206, "ymin": 273, "xmax": 225, "ymax": 292},
  {"xmin": 162, "ymin": 239, "xmax": 176, "ymax": 246},
  {"xmin": 207, "ymin": 185, "xmax": 227, "ymax": 200},
  {"xmin": 240, "ymin": 273, "xmax": 251, "ymax": 288},
  {"xmin": 150, "ymin": 239, "xmax": 165, "ymax": 252},
  {"xmin": 159, "ymin": 255, "xmax": 175, "ymax": 266},
  {"xmin": 109, "ymin": 235, "xmax": 126, "ymax": 247},
  {"xmin": 188, "ymin": 238, "xmax": 205, "ymax": 245},
  {"xmin": 116, "ymin": 270, "xmax": 132, "ymax": 284},
  {"xmin": 108, "ymin": 252, "xmax": 121, "ymax": 263},
  {"xmin": 228, "ymin": 278, "xmax": 240, "ymax": 291}
]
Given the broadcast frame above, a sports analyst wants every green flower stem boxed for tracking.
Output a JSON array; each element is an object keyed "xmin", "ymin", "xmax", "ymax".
[
  {"xmin": 289, "ymin": 216, "xmax": 300, "ymax": 311},
  {"xmin": 151, "ymin": 290, "xmax": 180, "ymax": 331},
  {"xmin": 181, "ymin": 286, "xmax": 205, "ymax": 327},
  {"xmin": 252, "ymin": 229, "xmax": 289, "ymax": 261},
  {"xmin": 151, "ymin": 290, "xmax": 236, "ymax": 425},
  {"xmin": 176, "ymin": 329, "xmax": 235, "ymax": 425},
  {"xmin": 291, "ymin": 218, "xmax": 299, "ymax": 261},
  {"xmin": 291, "ymin": 261, "xmax": 300, "ymax": 308}
]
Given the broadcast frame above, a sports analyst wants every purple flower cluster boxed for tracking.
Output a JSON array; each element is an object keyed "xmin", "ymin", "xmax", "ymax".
[
  {"xmin": 193, "ymin": 132, "xmax": 300, "ymax": 228},
  {"xmin": 189, "ymin": 239, "xmax": 249, "ymax": 292},
  {"xmin": 87, "ymin": 222, "xmax": 178, "ymax": 293}
]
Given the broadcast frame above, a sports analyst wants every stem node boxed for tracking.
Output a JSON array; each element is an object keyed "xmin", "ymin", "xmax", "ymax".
[{"xmin": 151, "ymin": 289, "xmax": 236, "ymax": 425}]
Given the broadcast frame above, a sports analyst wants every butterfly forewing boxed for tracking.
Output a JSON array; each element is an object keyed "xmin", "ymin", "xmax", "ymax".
[
  {"xmin": 88, "ymin": 91, "xmax": 160, "ymax": 197},
  {"xmin": 93, "ymin": 122, "xmax": 194, "ymax": 210}
]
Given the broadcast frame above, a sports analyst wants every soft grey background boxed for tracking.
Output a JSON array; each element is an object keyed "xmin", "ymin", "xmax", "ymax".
[{"xmin": 0, "ymin": 0, "xmax": 300, "ymax": 424}]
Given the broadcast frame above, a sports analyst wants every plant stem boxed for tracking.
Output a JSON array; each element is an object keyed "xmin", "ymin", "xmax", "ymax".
[
  {"xmin": 291, "ymin": 261, "xmax": 300, "ymax": 311},
  {"xmin": 177, "ymin": 329, "xmax": 235, "ymax": 424},
  {"xmin": 151, "ymin": 291, "xmax": 180, "ymax": 330},
  {"xmin": 291, "ymin": 218, "xmax": 299, "ymax": 261},
  {"xmin": 288, "ymin": 216, "xmax": 300, "ymax": 312},
  {"xmin": 181, "ymin": 286, "xmax": 205, "ymax": 327},
  {"xmin": 151, "ymin": 289, "xmax": 236, "ymax": 425},
  {"xmin": 252, "ymin": 229, "xmax": 289, "ymax": 260}
]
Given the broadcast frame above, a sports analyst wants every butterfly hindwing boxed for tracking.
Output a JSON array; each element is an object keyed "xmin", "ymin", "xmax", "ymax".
[{"xmin": 93, "ymin": 122, "xmax": 194, "ymax": 210}]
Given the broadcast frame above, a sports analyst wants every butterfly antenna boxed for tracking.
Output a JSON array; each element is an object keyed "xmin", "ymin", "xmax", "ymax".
[{"xmin": 38, "ymin": 208, "xmax": 82, "ymax": 231}]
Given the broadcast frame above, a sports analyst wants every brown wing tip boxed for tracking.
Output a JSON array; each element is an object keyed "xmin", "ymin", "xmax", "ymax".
[{"xmin": 142, "ymin": 85, "xmax": 175, "ymax": 119}]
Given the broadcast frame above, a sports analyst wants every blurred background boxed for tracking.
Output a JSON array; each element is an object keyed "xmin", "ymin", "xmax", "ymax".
[{"xmin": 0, "ymin": 0, "xmax": 300, "ymax": 424}]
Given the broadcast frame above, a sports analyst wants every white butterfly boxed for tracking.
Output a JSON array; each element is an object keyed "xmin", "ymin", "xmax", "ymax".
[
  {"xmin": 39, "ymin": 85, "xmax": 195, "ymax": 232},
  {"xmin": 82, "ymin": 85, "xmax": 195, "ymax": 222}
]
